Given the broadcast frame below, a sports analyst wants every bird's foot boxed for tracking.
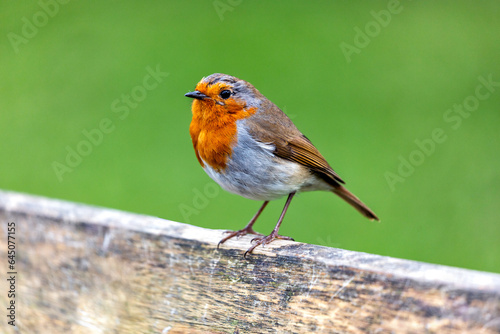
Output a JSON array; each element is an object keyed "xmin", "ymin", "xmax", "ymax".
[
  {"xmin": 244, "ymin": 231, "xmax": 294, "ymax": 258},
  {"xmin": 217, "ymin": 226, "xmax": 263, "ymax": 249}
]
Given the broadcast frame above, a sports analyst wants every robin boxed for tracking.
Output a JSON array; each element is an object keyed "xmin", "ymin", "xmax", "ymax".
[{"xmin": 185, "ymin": 73, "xmax": 378, "ymax": 257}]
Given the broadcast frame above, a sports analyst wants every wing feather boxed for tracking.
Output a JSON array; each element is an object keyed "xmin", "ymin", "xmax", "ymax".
[{"xmin": 242, "ymin": 103, "xmax": 345, "ymax": 186}]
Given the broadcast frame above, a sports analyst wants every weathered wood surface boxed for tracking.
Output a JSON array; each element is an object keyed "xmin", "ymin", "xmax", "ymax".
[{"xmin": 0, "ymin": 191, "xmax": 499, "ymax": 334}]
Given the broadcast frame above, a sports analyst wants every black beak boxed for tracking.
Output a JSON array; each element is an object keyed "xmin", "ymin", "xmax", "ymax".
[{"xmin": 185, "ymin": 91, "xmax": 209, "ymax": 100}]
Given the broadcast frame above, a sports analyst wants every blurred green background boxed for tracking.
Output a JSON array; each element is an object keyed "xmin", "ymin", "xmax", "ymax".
[{"xmin": 1, "ymin": 1, "xmax": 499, "ymax": 273}]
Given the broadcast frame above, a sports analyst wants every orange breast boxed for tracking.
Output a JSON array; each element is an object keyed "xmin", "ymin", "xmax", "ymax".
[{"xmin": 189, "ymin": 97, "xmax": 256, "ymax": 172}]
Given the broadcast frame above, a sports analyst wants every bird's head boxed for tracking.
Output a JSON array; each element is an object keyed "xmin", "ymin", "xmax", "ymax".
[{"xmin": 185, "ymin": 73, "xmax": 261, "ymax": 120}]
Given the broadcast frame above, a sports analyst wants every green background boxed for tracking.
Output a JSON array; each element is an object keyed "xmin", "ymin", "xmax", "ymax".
[{"xmin": 1, "ymin": 1, "xmax": 499, "ymax": 273}]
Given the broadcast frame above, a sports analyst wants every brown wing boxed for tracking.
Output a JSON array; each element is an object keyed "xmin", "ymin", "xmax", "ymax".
[
  {"xmin": 243, "ymin": 100, "xmax": 344, "ymax": 186},
  {"xmin": 275, "ymin": 135, "xmax": 345, "ymax": 185}
]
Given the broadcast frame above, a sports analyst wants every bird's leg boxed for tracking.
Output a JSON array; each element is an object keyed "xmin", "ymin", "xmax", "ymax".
[
  {"xmin": 217, "ymin": 201, "xmax": 269, "ymax": 249},
  {"xmin": 244, "ymin": 192, "xmax": 296, "ymax": 258}
]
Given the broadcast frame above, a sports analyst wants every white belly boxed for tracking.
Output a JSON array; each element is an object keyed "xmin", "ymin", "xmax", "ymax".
[{"xmin": 202, "ymin": 121, "xmax": 329, "ymax": 201}]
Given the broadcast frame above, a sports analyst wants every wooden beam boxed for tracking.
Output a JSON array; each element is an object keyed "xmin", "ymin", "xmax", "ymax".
[{"xmin": 0, "ymin": 191, "xmax": 499, "ymax": 333}]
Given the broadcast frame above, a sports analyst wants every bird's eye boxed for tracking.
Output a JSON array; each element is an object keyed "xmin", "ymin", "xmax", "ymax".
[{"xmin": 219, "ymin": 90, "xmax": 231, "ymax": 99}]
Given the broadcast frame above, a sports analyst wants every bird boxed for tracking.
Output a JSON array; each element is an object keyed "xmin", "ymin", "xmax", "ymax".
[{"xmin": 185, "ymin": 73, "xmax": 378, "ymax": 257}]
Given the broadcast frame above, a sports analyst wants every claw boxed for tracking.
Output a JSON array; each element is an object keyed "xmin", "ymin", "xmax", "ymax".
[
  {"xmin": 250, "ymin": 236, "xmax": 260, "ymax": 244},
  {"xmin": 217, "ymin": 227, "xmax": 263, "ymax": 250},
  {"xmin": 243, "ymin": 232, "xmax": 293, "ymax": 258},
  {"xmin": 218, "ymin": 195, "xmax": 297, "ymax": 257}
]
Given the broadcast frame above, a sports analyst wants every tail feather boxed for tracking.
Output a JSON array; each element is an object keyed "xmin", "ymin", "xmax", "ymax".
[{"xmin": 332, "ymin": 185, "xmax": 379, "ymax": 221}]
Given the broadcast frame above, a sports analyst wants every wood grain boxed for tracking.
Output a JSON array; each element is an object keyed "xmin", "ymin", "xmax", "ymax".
[{"xmin": 0, "ymin": 191, "xmax": 499, "ymax": 333}]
